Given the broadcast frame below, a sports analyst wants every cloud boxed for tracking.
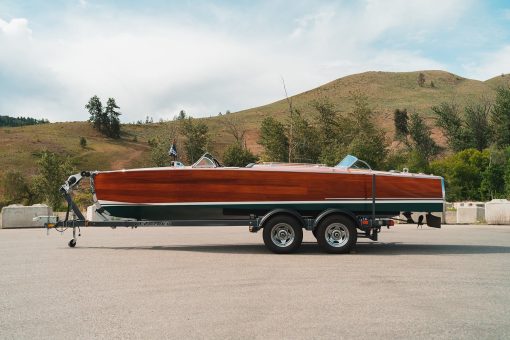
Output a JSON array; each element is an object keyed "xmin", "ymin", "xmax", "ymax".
[
  {"xmin": 0, "ymin": 0, "xmax": 504, "ymax": 122},
  {"xmin": 462, "ymin": 45, "xmax": 510, "ymax": 80},
  {"xmin": 0, "ymin": 17, "xmax": 32, "ymax": 39}
]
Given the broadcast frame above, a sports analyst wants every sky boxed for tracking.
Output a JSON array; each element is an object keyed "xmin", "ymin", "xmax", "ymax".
[{"xmin": 0, "ymin": 0, "xmax": 509, "ymax": 122}]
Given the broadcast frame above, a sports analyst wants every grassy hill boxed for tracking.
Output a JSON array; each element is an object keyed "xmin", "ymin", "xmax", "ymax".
[
  {"xmin": 485, "ymin": 73, "xmax": 510, "ymax": 90},
  {"xmin": 0, "ymin": 70, "xmax": 506, "ymax": 197}
]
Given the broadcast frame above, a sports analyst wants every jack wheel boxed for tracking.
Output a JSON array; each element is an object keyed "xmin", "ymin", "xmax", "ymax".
[{"xmin": 68, "ymin": 239, "xmax": 77, "ymax": 248}]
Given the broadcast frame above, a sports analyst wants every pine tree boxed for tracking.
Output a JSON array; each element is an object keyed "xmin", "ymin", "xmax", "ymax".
[
  {"xmin": 105, "ymin": 98, "xmax": 121, "ymax": 138},
  {"xmin": 393, "ymin": 108, "xmax": 409, "ymax": 142},
  {"xmin": 85, "ymin": 95, "xmax": 103, "ymax": 131}
]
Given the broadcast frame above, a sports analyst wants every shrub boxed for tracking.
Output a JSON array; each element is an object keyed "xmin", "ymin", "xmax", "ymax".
[{"xmin": 223, "ymin": 143, "xmax": 258, "ymax": 167}]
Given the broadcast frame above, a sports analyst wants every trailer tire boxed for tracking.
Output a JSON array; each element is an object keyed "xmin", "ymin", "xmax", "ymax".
[
  {"xmin": 263, "ymin": 215, "xmax": 303, "ymax": 254},
  {"xmin": 317, "ymin": 215, "xmax": 356, "ymax": 254}
]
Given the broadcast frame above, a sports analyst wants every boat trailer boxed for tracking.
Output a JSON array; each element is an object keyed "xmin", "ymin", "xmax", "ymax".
[{"xmin": 40, "ymin": 171, "xmax": 441, "ymax": 253}]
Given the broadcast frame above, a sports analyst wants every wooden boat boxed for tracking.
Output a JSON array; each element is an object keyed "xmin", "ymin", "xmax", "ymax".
[{"xmin": 91, "ymin": 154, "xmax": 444, "ymax": 221}]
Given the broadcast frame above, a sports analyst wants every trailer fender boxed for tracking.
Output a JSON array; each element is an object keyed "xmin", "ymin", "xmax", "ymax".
[
  {"xmin": 313, "ymin": 209, "xmax": 359, "ymax": 230},
  {"xmin": 258, "ymin": 209, "xmax": 306, "ymax": 229}
]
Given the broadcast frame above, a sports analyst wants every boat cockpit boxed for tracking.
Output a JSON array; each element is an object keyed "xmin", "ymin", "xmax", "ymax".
[
  {"xmin": 192, "ymin": 153, "xmax": 223, "ymax": 168},
  {"xmin": 189, "ymin": 153, "xmax": 372, "ymax": 170}
]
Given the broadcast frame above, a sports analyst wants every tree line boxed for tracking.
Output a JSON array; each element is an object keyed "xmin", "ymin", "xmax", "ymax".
[{"xmin": 0, "ymin": 115, "xmax": 49, "ymax": 127}]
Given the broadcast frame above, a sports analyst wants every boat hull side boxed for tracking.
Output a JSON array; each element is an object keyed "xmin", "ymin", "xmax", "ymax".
[
  {"xmin": 93, "ymin": 169, "xmax": 444, "ymax": 205},
  {"xmin": 100, "ymin": 200, "xmax": 444, "ymax": 220}
]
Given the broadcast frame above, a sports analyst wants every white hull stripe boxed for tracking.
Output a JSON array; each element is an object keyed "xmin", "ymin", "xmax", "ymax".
[{"xmin": 98, "ymin": 199, "xmax": 444, "ymax": 206}]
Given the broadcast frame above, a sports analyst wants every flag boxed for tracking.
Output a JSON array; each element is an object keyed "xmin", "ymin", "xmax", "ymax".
[{"xmin": 168, "ymin": 143, "xmax": 177, "ymax": 157}]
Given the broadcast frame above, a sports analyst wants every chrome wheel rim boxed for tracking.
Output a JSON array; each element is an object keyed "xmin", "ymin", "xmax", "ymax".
[
  {"xmin": 271, "ymin": 223, "xmax": 295, "ymax": 248},
  {"xmin": 325, "ymin": 223, "xmax": 349, "ymax": 247}
]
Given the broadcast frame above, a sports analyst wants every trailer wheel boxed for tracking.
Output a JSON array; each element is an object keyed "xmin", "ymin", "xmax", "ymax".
[
  {"xmin": 68, "ymin": 239, "xmax": 76, "ymax": 248},
  {"xmin": 263, "ymin": 215, "xmax": 303, "ymax": 254},
  {"xmin": 317, "ymin": 215, "xmax": 357, "ymax": 254}
]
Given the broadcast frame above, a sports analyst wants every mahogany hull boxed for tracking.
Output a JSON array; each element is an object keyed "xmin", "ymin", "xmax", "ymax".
[{"xmin": 92, "ymin": 167, "xmax": 444, "ymax": 220}]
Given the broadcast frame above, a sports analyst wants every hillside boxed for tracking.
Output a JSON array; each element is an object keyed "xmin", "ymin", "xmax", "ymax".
[
  {"xmin": 231, "ymin": 70, "xmax": 499, "ymax": 150},
  {"xmin": 0, "ymin": 70, "xmax": 505, "ymax": 196},
  {"xmin": 485, "ymin": 74, "xmax": 510, "ymax": 90}
]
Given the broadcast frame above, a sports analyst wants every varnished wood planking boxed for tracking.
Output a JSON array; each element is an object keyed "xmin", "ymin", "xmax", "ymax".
[{"xmin": 93, "ymin": 168, "xmax": 442, "ymax": 204}]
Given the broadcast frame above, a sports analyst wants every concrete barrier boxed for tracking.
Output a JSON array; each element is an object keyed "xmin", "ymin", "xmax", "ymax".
[
  {"xmin": 0, "ymin": 204, "xmax": 53, "ymax": 229},
  {"xmin": 453, "ymin": 201, "xmax": 485, "ymax": 209},
  {"xmin": 456, "ymin": 205, "xmax": 485, "ymax": 224},
  {"xmin": 443, "ymin": 211, "xmax": 457, "ymax": 224},
  {"xmin": 485, "ymin": 199, "xmax": 510, "ymax": 225}
]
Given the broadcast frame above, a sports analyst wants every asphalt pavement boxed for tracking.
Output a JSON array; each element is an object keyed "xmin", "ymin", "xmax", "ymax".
[{"xmin": 1, "ymin": 224, "xmax": 509, "ymax": 339}]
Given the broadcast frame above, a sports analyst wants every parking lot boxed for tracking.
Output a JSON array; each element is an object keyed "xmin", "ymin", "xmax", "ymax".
[{"xmin": 1, "ymin": 224, "xmax": 509, "ymax": 339}]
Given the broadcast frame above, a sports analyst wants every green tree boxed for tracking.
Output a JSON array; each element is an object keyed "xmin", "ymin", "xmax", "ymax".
[
  {"xmin": 148, "ymin": 122, "xmax": 179, "ymax": 167},
  {"xmin": 105, "ymin": 98, "xmax": 121, "ymax": 138},
  {"xmin": 150, "ymin": 138, "xmax": 172, "ymax": 167},
  {"xmin": 408, "ymin": 112, "xmax": 440, "ymax": 163},
  {"xmin": 480, "ymin": 148, "xmax": 507, "ymax": 200},
  {"xmin": 86, "ymin": 95, "xmax": 103, "ymax": 132},
  {"xmin": 80, "ymin": 136, "xmax": 87, "ymax": 148},
  {"xmin": 223, "ymin": 143, "xmax": 258, "ymax": 167},
  {"xmin": 346, "ymin": 94, "xmax": 388, "ymax": 169},
  {"xmin": 430, "ymin": 149, "xmax": 490, "ymax": 201},
  {"xmin": 258, "ymin": 116, "xmax": 288, "ymax": 162},
  {"xmin": 432, "ymin": 102, "xmax": 469, "ymax": 152},
  {"xmin": 311, "ymin": 99, "xmax": 346, "ymax": 165},
  {"xmin": 464, "ymin": 101, "xmax": 492, "ymax": 151},
  {"xmin": 393, "ymin": 108, "xmax": 409, "ymax": 142},
  {"xmin": 180, "ymin": 117, "xmax": 209, "ymax": 163},
  {"xmin": 86, "ymin": 96, "xmax": 121, "ymax": 138},
  {"xmin": 491, "ymin": 86, "xmax": 510, "ymax": 147},
  {"xmin": 289, "ymin": 110, "xmax": 320, "ymax": 163},
  {"xmin": 1, "ymin": 171, "xmax": 33, "ymax": 205},
  {"xmin": 32, "ymin": 151, "xmax": 75, "ymax": 210},
  {"xmin": 176, "ymin": 110, "xmax": 186, "ymax": 120},
  {"xmin": 313, "ymin": 99, "xmax": 338, "ymax": 146}
]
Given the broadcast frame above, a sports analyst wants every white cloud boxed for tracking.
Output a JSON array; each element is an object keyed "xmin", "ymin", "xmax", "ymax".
[
  {"xmin": 462, "ymin": 45, "xmax": 510, "ymax": 80},
  {"xmin": 0, "ymin": 0, "xmax": 498, "ymax": 122},
  {"xmin": 0, "ymin": 17, "xmax": 32, "ymax": 39}
]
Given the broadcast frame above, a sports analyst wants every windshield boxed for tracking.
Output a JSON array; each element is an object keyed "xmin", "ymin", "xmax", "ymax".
[
  {"xmin": 336, "ymin": 155, "xmax": 358, "ymax": 168},
  {"xmin": 336, "ymin": 155, "xmax": 372, "ymax": 170},
  {"xmin": 192, "ymin": 153, "xmax": 223, "ymax": 168}
]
